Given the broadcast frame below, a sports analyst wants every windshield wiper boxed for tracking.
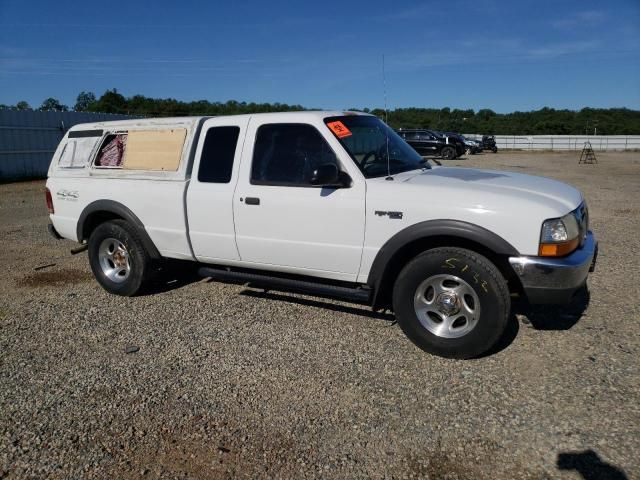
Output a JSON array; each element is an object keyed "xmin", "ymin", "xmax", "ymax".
[
  {"xmin": 418, "ymin": 158, "xmax": 436, "ymax": 168},
  {"xmin": 420, "ymin": 158, "xmax": 439, "ymax": 167}
]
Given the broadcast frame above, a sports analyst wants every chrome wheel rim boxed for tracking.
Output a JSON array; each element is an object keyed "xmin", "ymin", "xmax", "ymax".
[
  {"xmin": 98, "ymin": 238, "xmax": 131, "ymax": 283},
  {"xmin": 413, "ymin": 274, "xmax": 480, "ymax": 338}
]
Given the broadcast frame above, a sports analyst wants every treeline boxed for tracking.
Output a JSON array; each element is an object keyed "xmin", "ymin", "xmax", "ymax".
[
  {"xmin": 374, "ymin": 107, "xmax": 640, "ymax": 135},
  {"xmin": 3, "ymin": 89, "xmax": 639, "ymax": 135},
  {"xmin": 0, "ymin": 90, "xmax": 305, "ymax": 118}
]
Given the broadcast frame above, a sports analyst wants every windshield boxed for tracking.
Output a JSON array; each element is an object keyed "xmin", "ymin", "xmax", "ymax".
[{"xmin": 324, "ymin": 115, "xmax": 427, "ymax": 178}]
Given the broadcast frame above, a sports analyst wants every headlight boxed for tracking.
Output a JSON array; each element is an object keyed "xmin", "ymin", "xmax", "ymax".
[{"xmin": 539, "ymin": 211, "xmax": 580, "ymax": 256}]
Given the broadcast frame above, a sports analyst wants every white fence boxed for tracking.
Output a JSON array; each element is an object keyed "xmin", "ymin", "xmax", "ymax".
[{"xmin": 464, "ymin": 135, "xmax": 640, "ymax": 151}]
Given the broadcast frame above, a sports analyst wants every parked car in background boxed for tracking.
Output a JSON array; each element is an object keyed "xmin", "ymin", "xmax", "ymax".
[
  {"xmin": 433, "ymin": 131, "xmax": 466, "ymax": 158},
  {"xmin": 397, "ymin": 129, "xmax": 460, "ymax": 160},
  {"xmin": 482, "ymin": 135, "xmax": 498, "ymax": 153},
  {"xmin": 444, "ymin": 132, "xmax": 482, "ymax": 155},
  {"xmin": 465, "ymin": 138, "xmax": 482, "ymax": 154}
]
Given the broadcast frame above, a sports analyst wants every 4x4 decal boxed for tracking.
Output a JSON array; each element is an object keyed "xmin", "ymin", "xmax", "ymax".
[{"xmin": 57, "ymin": 189, "xmax": 79, "ymax": 200}]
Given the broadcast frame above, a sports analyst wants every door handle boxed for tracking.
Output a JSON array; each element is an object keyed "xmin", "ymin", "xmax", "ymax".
[{"xmin": 245, "ymin": 197, "xmax": 260, "ymax": 205}]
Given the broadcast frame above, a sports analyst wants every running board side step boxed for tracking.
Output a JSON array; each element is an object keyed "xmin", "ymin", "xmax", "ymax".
[{"xmin": 198, "ymin": 266, "xmax": 372, "ymax": 304}]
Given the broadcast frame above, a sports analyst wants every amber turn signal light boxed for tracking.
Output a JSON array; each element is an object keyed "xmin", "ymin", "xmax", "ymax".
[{"xmin": 539, "ymin": 237, "xmax": 579, "ymax": 257}]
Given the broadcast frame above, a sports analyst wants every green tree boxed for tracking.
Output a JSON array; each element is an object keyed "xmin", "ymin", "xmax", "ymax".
[
  {"xmin": 39, "ymin": 98, "xmax": 68, "ymax": 111},
  {"xmin": 477, "ymin": 109, "xmax": 496, "ymax": 120},
  {"xmin": 92, "ymin": 89, "xmax": 128, "ymax": 114},
  {"xmin": 16, "ymin": 100, "xmax": 31, "ymax": 110},
  {"xmin": 74, "ymin": 91, "xmax": 96, "ymax": 111}
]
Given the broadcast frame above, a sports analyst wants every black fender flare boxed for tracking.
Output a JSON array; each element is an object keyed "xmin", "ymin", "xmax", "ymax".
[
  {"xmin": 76, "ymin": 200, "xmax": 161, "ymax": 259},
  {"xmin": 367, "ymin": 219, "xmax": 519, "ymax": 308}
]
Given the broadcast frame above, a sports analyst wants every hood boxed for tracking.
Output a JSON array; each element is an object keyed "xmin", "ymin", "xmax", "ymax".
[
  {"xmin": 365, "ymin": 166, "xmax": 585, "ymax": 255},
  {"xmin": 396, "ymin": 167, "xmax": 582, "ymax": 212}
]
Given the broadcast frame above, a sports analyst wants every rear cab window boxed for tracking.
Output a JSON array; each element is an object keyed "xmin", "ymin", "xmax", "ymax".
[{"xmin": 197, "ymin": 126, "xmax": 240, "ymax": 183}]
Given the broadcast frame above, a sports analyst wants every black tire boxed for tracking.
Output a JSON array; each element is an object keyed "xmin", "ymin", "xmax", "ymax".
[
  {"xmin": 88, "ymin": 219, "xmax": 153, "ymax": 296},
  {"xmin": 441, "ymin": 146, "xmax": 456, "ymax": 160},
  {"xmin": 392, "ymin": 247, "xmax": 510, "ymax": 359},
  {"xmin": 492, "ymin": 147, "xmax": 498, "ymax": 153}
]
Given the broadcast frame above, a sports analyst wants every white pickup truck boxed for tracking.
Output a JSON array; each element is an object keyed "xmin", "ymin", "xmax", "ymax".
[{"xmin": 46, "ymin": 111, "xmax": 597, "ymax": 358}]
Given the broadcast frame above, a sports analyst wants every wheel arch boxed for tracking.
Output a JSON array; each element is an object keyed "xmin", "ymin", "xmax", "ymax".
[
  {"xmin": 77, "ymin": 200, "xmax": 161, "ymax": 259},
  {"xmin": 367, "ymin": 220, "xmax": 521, "ymax": 310}
]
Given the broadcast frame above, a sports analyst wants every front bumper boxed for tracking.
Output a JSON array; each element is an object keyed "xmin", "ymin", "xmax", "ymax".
[{"xmin": 509, "ymin": 231, "xmax": 598, "ymax": 304}]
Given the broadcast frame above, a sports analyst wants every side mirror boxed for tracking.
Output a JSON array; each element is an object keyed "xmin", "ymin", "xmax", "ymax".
[{"xmin": 310, "ymin": 163, "xmax": 346, "ymax": 187}]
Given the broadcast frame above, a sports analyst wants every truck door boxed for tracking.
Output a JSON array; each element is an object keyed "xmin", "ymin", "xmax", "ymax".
[
  {"xmin": 187, "ymin": 117, "xmax": 249, "ymax": 262},
  {"xmin": 233, "ymin": 120, "xmax": 366, "ymax": 282}
]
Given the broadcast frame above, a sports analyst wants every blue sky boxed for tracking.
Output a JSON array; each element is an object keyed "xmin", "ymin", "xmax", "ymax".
[{"xmin": 0, "ymin": 0, "xmax": 638, "ymax": 112}]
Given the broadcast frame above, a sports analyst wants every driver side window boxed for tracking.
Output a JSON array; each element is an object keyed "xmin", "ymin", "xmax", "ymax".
[{"xmin": 251, "ymin": 124, "xmax": 340, "ymax": 186}]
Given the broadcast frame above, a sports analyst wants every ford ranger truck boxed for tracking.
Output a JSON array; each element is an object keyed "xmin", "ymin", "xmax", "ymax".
[{"xmin": 45, "ymin": 112, "xmax": 597, "ymax": 359}]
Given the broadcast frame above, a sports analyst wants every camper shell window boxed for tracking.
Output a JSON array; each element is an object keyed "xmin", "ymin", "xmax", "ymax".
[
  {"xmin": 95, "ymin": 133, "xmax": 128, "ymax": 168},
  {"xmin": 93, "ymin": 129, "xmax": 187, "ymax": 171},
  {"xmin": 58, "ymin": 136, "xmax": 100, "ymax": 169}
]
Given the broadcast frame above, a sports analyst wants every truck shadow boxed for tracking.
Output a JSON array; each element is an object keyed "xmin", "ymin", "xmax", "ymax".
[
  {"xmin": 140, "ymin": 262, "xmax": 589, "ymax": 356},
  {"xmin": 514, "ymin": 286, "xmax": 590, "ymax": 331},
  {"xmin": 557, "ymin": 449, "xmax": 628, "ymax": 480},
  {"xmin": 141, "ymin": 261, "xmax": 202, "ymax": 296},
  {"xmin": 243, "ymin": 288, "xmax": 525, "ymax": 356},
  {"xmin": 477, "ymin": 313, "xmax": 520, "ymax": 357},
  {"xmin": 238, "ymin": 289, "xmax": 396, "ymax": 322},
  {"xmin": 237, "ymin": 288, "xmax": 590, "ymax": 357}
]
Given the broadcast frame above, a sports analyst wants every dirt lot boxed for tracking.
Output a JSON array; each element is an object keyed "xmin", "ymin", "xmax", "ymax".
[{"xmin": 1, "ymin": 151, "xmax": 639, "ymax": 479}]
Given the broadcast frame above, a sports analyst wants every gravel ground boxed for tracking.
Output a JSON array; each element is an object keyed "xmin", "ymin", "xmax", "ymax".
[{"xmin": 1, "ymin": 151, "xmax": 638, "ymax": 479}]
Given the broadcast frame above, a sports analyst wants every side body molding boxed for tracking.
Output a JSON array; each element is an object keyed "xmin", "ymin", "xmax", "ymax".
[
  {"xmin": 366, "ymin": 219, "xmax": 520, "ymax": 308},
  {"xmin": 76, "ymin": 200, "xmax": 161, "ymax": 259}
]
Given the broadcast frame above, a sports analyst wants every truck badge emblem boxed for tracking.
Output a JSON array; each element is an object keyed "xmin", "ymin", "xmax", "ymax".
[{"xmin": 375, "ymin": 211, "xmax": 403, "ymax": 219}]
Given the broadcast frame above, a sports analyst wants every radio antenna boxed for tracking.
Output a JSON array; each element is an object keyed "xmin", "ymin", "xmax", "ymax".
[
  {"xmin": 383, "ymin": 54, "xmax": 393, "ymax": 180},
  {"xmin": 382, "ymin": 54, "xmax": 388, "ymax": 124}
]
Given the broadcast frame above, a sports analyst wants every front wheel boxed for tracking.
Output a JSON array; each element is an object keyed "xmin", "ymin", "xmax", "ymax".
[
  {"xmin": 392, "ymin": 247, "xmax": 510, "ymax": 359},
  {"xmin": 88, "ymin": 219, "xmax": 153, "ymax": 296},
  {"xmin": 492, "ymin": 146, "xmax": 498, "ymax": 153}
]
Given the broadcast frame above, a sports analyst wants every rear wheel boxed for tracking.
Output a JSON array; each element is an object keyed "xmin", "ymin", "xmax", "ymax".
[
  {"xmin": 441, "ymin": 146, "xmax": 456, "ymax": 160},
  {"xmin": 392, "ymin": 247, "xmax": 510, "ymax": 359},
  {"xmin": 88, "ymin": 219, "xmax": 153, "ymax": 296}
]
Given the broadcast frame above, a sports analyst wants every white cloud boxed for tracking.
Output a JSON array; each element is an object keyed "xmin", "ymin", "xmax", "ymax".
[
  {"xmin": 551, "ymin": 10, "xmax": 607, "ymax": 29},
  {"xmin": 527, "ymin": 40, "xmax": 600, "ymax": 58}
]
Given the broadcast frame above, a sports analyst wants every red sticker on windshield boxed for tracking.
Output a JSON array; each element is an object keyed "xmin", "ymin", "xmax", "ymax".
[{"xmin": 327, "ymin": 121, "xmax": 352, "ymax": 138}]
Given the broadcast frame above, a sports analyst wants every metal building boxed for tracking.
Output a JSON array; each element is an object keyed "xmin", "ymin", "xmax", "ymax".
[{"xmin": 0, "ymin": 110, "xmax": 135, "ymax": 181}]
